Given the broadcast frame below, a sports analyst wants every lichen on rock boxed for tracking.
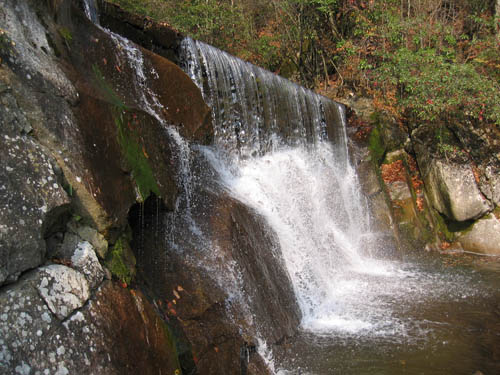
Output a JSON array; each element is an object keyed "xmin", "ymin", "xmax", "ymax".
[
  {"xmin": 36, "ymin": 265, "xmax": 90, "ymax": 320},
  {"xmin": 71, "ymin": 241, "xmax": 105, "ymax": 289}
]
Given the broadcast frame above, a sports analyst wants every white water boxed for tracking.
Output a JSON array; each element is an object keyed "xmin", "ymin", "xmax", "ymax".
[
  {"xmin": 180, "ymin": 37, "xmax": 344, "ymax": 158},
  {"xmin": 204, "ymin": 141, "xmax": 478, "ymax": 342},
  {"xmin": 83, "ymin": 0, "xmax": 99, "ymax": 24}
]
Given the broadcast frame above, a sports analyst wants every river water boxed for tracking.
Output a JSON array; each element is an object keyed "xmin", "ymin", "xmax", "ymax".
[{"xmin": 270, "ymin": 255, "xmax": 500, "ymax": 374}]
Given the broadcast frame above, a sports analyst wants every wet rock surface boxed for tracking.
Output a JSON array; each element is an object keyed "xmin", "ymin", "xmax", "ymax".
[{"xmin": 128, "ymin": 178, "xmax": 300, "ymax": 374}]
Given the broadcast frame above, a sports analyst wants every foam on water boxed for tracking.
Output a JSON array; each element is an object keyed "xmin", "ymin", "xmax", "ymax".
[{"xmin": 203, "ymin": 142, "xmax": 479, "ymax": 343}]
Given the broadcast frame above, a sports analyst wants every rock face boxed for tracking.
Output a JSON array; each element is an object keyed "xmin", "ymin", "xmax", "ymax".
[
  {"xmin": 128, "ymin": 173, "xmax": 301, "ymax": 374},
  {"xmin": 458, "ymin": 215, "xmax": 500, "ymax": 255},
  {"xmin": 1, "ymin": 274, "xmax": 182, "ymax": 375},
  {"xmin": 345, "ymin": 95, "xmax": 500, "ymax": 255},
  {"xmin": 412, "ymin": 125, "xmax": 492, "ymax": 222},
  {"xmin": 413, "ymin": 149, "xmax": 492, "ymax": 222},
  {"xmin": 1, "ymin": 0, "xmax": 212, "ymax": 373},
  {"xmin": 0, "ymin": 129, "xmax": 70, "ymax": 285}
]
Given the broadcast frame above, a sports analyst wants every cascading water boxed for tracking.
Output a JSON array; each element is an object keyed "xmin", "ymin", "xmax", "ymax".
[
  {"xmin": 178, "ymin": 35, "xmax": 488, "ymax": 365},
  {"xmin": 83, "ymin": 0, "xmax": 99, "ymax": 24},
  {"xmin": 180, "ymin": 37, "xmax": 347, "ymax": 161},
  {"xmin": 180, "ymin": 37, "xmax": 392, "ymax": 334},
  {"xmin": 82, "ymin": 0, "xmax": 194, "ymax": 221}
]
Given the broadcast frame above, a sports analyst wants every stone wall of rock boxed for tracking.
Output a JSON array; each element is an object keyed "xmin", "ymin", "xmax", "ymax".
[
  {"xmin": 345, "ymin": 95, "xmax": 500, "ymax": 256},
  {"xmin": 0, "ymin": 0, "xmax": 213, "ymax": 373},
  {"xmin": 0, "ymin": 0, "xmax": 307, "ymax": 373}
]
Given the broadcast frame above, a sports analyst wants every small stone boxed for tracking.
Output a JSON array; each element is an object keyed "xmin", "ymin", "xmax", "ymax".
[
  {"xmin": 74, "ymin": 226, "xmax": 108, "ymax": 259},
  {"xmin": 36, "ymin": 265, "xmax": 90, "ymax": 320}
]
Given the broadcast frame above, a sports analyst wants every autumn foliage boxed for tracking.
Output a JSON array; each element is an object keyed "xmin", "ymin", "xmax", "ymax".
[{"xmin": 108, "ymin": 0, "xmax": 500, "ymax": 127}]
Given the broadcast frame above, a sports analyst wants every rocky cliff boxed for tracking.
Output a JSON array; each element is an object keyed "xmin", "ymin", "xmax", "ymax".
[
  {"xmin": 344, "ymin": 95, "xmax": 500, "ymax": 257},
  {"xmin": 0, "ymin": 0, "xmax": 304, "ymax": 373}
]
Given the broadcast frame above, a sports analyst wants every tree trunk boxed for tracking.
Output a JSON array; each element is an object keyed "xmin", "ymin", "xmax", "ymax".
[{"xmin": 496, "ymin": 0, "xmax": 500, "ymax": 39}]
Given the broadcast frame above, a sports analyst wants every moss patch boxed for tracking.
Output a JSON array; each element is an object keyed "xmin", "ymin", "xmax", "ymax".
[
  {"xmin": 368, "ymin": 124, "xmax": 385, "ymax": 165},
  {"xmin": 92, "ymin": 65, "xmax": 160, "ymax": 201},
  {"xmin": 114, "ymin": 112, "xmax": 160, "ymax": 201},
  {"xmin": 106, "ymin": 236, "xmax": 136, "ymax": 284}
]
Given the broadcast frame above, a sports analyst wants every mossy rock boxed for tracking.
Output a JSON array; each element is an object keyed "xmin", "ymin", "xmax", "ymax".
[
  {"xmin": 368, "ymin": 125, "xmax": 385, "ymax": 165},
  {"xmin": 92, "ymin": 65, "xmax": 160, "ymax": 202},
  {"xmin": 106, "ymin": 236, "xmax": 136, "ymax": 284}
]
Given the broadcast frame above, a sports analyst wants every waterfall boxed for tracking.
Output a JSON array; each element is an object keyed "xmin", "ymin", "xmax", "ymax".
[
  {"xmin": 179, "ymin": 37, "xmax": 381, "ymax": 330},
  {"xmin": 83, "ymin": 0, "xmax": 99, "ymax": 24},
  {"xmin": 179, "ymin": 38, "xmax": 479, "ymax": 343},
  {"xmin": 180, "ymin": 38, "xmax": 347, "ymax": 161}
]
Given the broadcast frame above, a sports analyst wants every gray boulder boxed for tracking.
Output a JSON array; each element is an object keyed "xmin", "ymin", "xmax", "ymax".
[
  {"xmin": 422, "ymin": 159, "xmax": 492, "ymax": 221},
  {"xmin": 0, "ymin": 131, "xmax": 69, "ymax": 285},
  {"xmin": 71, "ymin": 241, "xmax": 105, "ymax": 289},
  {"xmin": 68, "ymin": 223, "xmax": 109, "ymax": 259},
  {"xmin": 1, "ymin": 274, "xmax": 182, "ymax": 374},
  {"xmin": 458, "ymin": 215, "xmax": 500, "ymax": 255},
  {"xmin": 37, "ymin": 265, "xmax": 90, "ymax": 320}
]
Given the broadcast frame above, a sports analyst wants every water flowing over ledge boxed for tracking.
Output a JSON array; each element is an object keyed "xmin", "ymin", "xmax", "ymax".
[{"xmin": 180, "ymin": 37, "xmax": 347, "ymax": 161}]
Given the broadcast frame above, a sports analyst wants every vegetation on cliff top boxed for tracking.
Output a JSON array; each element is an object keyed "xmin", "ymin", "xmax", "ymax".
[{"xmin": 107, "ymin": 0, "xmax": 499, "ymax": 128}]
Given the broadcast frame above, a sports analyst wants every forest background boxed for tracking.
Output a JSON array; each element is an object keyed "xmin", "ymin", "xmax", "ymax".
[{"xmin": 108, "ymin": 0, "xmax": 500, "ymax": 129}]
